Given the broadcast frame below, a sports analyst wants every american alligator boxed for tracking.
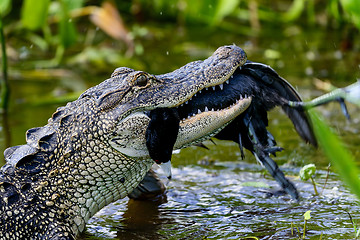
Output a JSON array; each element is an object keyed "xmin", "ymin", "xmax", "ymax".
[{"xmin": 0, "ymin": 45, "xmax": 315, "ymax": 239}]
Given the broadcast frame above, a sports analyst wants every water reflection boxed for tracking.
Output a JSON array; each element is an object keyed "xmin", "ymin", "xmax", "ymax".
[{"xmin": 117, "ymin": 197, "xmax": 168, "ymax": 239}]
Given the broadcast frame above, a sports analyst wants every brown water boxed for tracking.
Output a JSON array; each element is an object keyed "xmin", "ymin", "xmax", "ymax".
[{"xmin": 1, "ymin": 25, "xmax": 360, "ymax": 239}]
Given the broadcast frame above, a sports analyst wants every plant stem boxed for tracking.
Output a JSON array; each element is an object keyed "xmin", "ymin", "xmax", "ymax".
[
  {"xmin": 0, "ymin": 17, "xmax": 9, "ymax": 111},
  {"xmin": 310, "ymin": 177, "xmax": 319, "ymax": 195},
  {"xmin": 303, "ymin": 220, "xmax": 307, "ymax": 239}
]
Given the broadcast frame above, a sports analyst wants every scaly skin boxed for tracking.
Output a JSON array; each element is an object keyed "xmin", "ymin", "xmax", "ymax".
[{"xmin": 0, "ymin": 46, "xmax": 250, "ymax": 239}]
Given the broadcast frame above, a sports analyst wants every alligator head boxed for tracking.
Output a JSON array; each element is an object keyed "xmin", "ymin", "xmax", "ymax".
[
  {"xmin": 102, "ymin": 46, "xmax": 252, "ymax": 172},
  {"xmin": 0, "ymin": 45, "xmax": 256, "ymax": 239}
]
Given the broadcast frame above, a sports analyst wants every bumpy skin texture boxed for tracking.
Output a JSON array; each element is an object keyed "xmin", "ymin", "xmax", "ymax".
[{"xmin": 0, "ymin": 45, "xmax": 248, "ymax": 239}]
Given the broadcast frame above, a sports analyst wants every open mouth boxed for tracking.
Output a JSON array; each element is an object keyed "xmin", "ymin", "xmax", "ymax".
[
  {"xmin": 174, "ymin": 67, "xmax": 252, "ymax": 122},
  {"xmin": 142, "ymin": 66, "xmax": 253, "ymax": 177},
  {"xmin": 164, "ymin": 67, "xmax": 253, "ymax": 149}
]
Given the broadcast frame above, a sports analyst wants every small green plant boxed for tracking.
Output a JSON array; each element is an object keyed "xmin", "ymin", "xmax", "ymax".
[
  {"xmin": 290, "ymin": 210, "xmax": 314, "ymax": 239},
  {"xmin": 299, "ymin": 164, "xmax": 318, "ymax": 195},
  {"xmin": 302, "ymin": 210, "xmax": 311, "ymax": 239}
]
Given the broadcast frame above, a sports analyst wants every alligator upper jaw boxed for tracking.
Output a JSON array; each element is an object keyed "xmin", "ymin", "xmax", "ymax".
[{"xmin": 150, "ymin": 66, "xmax": 253, "ymax": 149}]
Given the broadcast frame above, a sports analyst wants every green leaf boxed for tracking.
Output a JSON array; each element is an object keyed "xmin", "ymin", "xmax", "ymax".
[
  {"xmin": 340, "ymin": 0, "xmax": 360, "ymax": 30},
  {"xmin": 21, "ymin": 0, "xmax": 50, "ymax": 30},
  {"xmin": 299, "ymin": 164, "xmax": 316, "ymax": 181},
  {"xmin": 303, "ymin": 210, "xmax": 312, "ymax": 220},
  {"xmin": 58, "ymin": 0, "xmax": 78, "ymax": 48},
  {"xmin": 0, "ymin": 0, "xmax": 11, "ymax": 17},
  {"xmin": 308, "ymin": 109, "xmax": 360, "ymax": 199},
  {"xmin": 64, "ymin": 0, "xmax": 84, "ymax": 10},
  {"xmin": 283, "ymin": 0, "xmax": 305, "ymax": 21},
  {"xmin": 213, "ymin": 0, "xmax": 240, "ymax": 24}
]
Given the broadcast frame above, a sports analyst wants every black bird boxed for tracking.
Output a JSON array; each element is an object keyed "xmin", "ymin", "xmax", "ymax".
[
  {"xmin": 214, "ymin": 61, "xmax": 317, "ymax": 200},
  {"xmin": 144, "ymin": 61, "xmax": 317, "ymax": 200},
  {"xmin": 145, "ymin": 108, "xmax": 180, "ymax": 179}
]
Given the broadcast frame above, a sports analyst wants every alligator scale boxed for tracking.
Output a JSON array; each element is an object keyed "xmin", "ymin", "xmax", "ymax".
[{"xmin": 0, "ymin": 45, "xmax": 316, "ymax": 239}]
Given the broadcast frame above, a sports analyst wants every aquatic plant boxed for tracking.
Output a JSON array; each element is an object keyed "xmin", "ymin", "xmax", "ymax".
[{"xmin": 299, "ymin": 164, "xmax": 318, "ymax": 195}]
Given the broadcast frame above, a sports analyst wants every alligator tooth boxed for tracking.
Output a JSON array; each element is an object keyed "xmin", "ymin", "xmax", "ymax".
[
  {"xmin": 226, "ymin": 80, "xmax": 230, "ymax": 84},
  {"xmin": 212, "ymin": 86, "xmax": 216, "ymax": 91},
  {"xmin": 239, "ymin": 95, "xmax": 243, "ymax": 100},
  {"xmin": 244, "ymin": 94, "xmax": 248, "ymax": 98},
  {"xmin": 205, "ymin": 106, "xmax": 209, "ymax": 112},
  {"xmin": 219, "ymin": 84, "xmax": 224, "ymax": 90},
  {"xmin": 211, "ymin": 108, "xmax": 214, "ymax": 111},
  {"xmin": 230, "ymin": 75, "xmax": 233, "ymax": 78},
  {"xmin": 193, "ymin": 113, "xmax": 196, "ymax": 116},
  {"xmin": 206, "ymin": 87, "xmax": 209, "ymax": 91},
  {"xmin": 185, "ymin": 101, "xmax": 189, "ymax": 104},
  {"xmin": 197, "ymin": 109, "xmax": 201, "ymax": 114},
  {"xmin": 194, "ymin": 93, "xmax": 197, "ymax": 97},
  {"xmin": 199, "ymin": 90, "xmax": 202, "ymax": 94}
]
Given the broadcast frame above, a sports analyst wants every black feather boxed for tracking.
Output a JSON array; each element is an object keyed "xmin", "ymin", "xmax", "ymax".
[{"xmin": 145, "ymin": 108, "xmax": 180, "ymax": 164}]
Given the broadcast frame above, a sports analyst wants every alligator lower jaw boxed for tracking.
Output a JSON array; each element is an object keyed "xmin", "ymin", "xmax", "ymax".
[{"xmin": 174, "ymin": 96, "xmax": 251, "ymax": 148}]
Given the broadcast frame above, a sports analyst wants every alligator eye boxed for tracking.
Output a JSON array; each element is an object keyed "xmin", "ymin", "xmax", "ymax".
[{"xmin": 134, "ymin": 75, "xmax": 149, "ymax": 87}]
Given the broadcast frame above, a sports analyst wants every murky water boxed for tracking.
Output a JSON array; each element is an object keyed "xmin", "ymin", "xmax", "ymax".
[
  {"xmin": 1, "ymin": 25, "xmax": 360, "ymax": 239},
  {"xmin": 83, "ymin": 164, "xmax": 360, "ymax": 239}
]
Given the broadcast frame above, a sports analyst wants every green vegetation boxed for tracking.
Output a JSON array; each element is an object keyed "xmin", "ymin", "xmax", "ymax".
[
  {"xmin": 299, "ymin": 164, "xmax": 318, "ymax": 195},
  {"xmin": 308, "ymin": 108, "xmax": 360, "ymax": 200},
  {"xmin": 302, "ymin": 210, "xmax": 312, "ymax": 239},
  {"xmin": 2, "ymin": 0, "xmax": 360, "ymax": 65}
]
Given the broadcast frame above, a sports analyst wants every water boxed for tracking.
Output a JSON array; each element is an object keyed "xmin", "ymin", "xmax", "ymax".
[
  {"xmin": 1, "ymin": 25, "xmax": 360, "ymax": 239},
  {"xmin": 82, "ymin": 162, "xmax": 360, "ymax": 239}
]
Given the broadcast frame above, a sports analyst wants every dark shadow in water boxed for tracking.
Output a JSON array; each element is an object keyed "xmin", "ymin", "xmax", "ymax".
[{"xmin": 116, "ymin": 194, "xmax": 168, "ymax": 239}]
